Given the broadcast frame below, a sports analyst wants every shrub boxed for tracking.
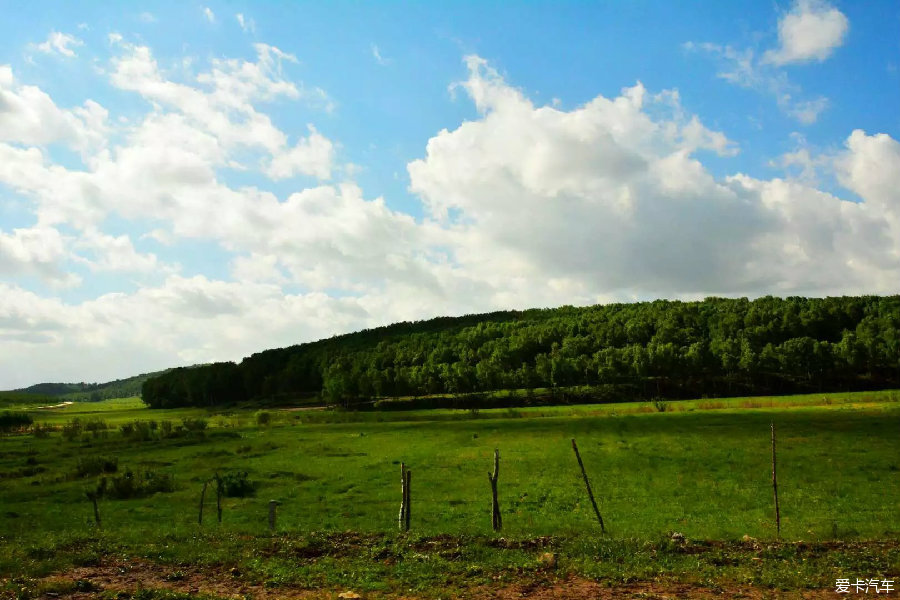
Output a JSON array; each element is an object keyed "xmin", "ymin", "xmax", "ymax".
[
  {"xmin": 182, "ymin": 418, "xmax": 208, "ymax": 433},
  {"xmin": 83, "ymin": 419, "xmax": 108, "ymax": 432},
  {"xmin": 0, "ymin": 412, "xmax": 33, "ymax": 432},
  {"xmin": 75, "ymin": 456, "xmax": 118, "ymax": 478},
  {"xmin": 61, "ymin": 418, "xmax": 83, "ymax": 441},
  {"xmin": 160, "ymin": 420, "xmax": 174, "ymax": 438},
  {"xmin": 96, "ymin": 469, "xmax": 175, "ymax": 499},
  {"xmin": 255, "ymin": 411, "xmax": 272, "ymax": 427},
  {"xmin": 218, "ymin": 471, "xmax": 255, "ymax": 497},
  {"xmin": 652, "ymin": 398, "xmax": 669, "ymax": 413},
  {"xmin": 120, "ymin": 420, "xmax": 156, "ymax": 441},
  {"xmin": 31, "ymin": 423, "xmax": 53, "ymax": 438}
]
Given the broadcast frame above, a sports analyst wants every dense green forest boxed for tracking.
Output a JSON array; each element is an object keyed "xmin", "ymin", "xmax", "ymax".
[
  {"xmin": 142, "ymin": 296, "xmax": 900, "ymax": 409},
  {"xmin": 13, "ymin": 370, "xmax": 168, "ymax": 402}
]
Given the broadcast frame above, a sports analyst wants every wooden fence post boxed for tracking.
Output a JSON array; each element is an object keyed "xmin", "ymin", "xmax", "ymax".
[
  {"xmin": 404, "ymin": 469, "xmax": 411, "ymax": 532},
  {"xmin": 86, "ymin": 491, "xmax": 101, "ymax": 528},
  {"xmin": 398, "ymin": 463, "xmax": 408, "ymax": 531},
  {"xmin": 198, "ymin": 479, "xmax": 209, "ymax": 525},
  {"xmin": 268, "ymin": 500, "xmax": 280, "ymax": 532},
  {"xmin": 488, "ymin": 449, "xmax": 502, "ymax": 531},
  {"xmin": 571, "ymin": 439, "xmax": 605, "ymax": 532},
  {"xmin": 215, "ymin": 473, "xmax": 223, "ymax": 524},
  {"xmin": 771, "ymin": 422, "xmax": 781, "ymax": 537}
]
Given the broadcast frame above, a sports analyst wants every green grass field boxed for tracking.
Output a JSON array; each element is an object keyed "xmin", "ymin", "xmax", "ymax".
[{"xmin": 1, "ymin": 391, "xmax": 899, "ymax": 596}]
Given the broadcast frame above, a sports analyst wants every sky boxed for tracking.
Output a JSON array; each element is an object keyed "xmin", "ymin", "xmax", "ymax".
[{"xmin": 1, "ymin": 1, "xmax": 899, "ymax": 388}]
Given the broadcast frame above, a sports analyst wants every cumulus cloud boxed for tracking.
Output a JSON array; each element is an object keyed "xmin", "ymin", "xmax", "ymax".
[
  {"xmin": 764, "ymin": 0, "xmax": 849, "ymax": 66},
  {"xmin": 0, "ymin": 226, "xmax": 80, "ymax": 287},
  {"xmin": 409, "ymin": 56, "xmax": 900, "ymax": 299},
  {"xmin": 30, "ymin": 31, "xmax": 83, "ymax": 57},
  {"xmin": 0, "ymin": 65, "xmax": 109, "ymax": 151},
  {"xmin": 203, "ymin": 7, "xmax": 215, "ymax": 23}
]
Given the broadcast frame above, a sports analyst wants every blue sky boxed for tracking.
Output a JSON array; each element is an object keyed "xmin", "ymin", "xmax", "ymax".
[{"xmin": 1, "ymin": 0, "xmax": 899, "ymax": 387}]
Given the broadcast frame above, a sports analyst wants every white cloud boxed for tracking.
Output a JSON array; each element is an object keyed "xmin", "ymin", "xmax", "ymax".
[
  {"xmin": 686, "ymin": 42, "xmax": 829, "ymax": 124},
  {"xmin": 236, "ymin": 13, "xmax": 256, "ymax": 33},
  {"xmin": 203, "ymin": 7, "xmax": 215, "ymax": 23},
  {"xmin": 408, "ymin": 56, "xmax": 900, "ymax": 299},
  {"xmin": 266, "ymin": 125, "xmax": 334, "ymax": 180},
  {"xmin": 0, "ymin": 226, "xmax": 80, "ymax": 287},
  {"xmin": 30, "ymin": 31, "xmax": 83, "ymax": 58},
  {"xmin": 73, "ymin": 229, "xmax": 168, "ymax": 274},
  {"xmin": 0, "ymin": 65, "xmax": 109, "ymax": 154},
  {"xmin": 371, "ymin": 44, "xmax": 390, "ymax": 66},
  {"xmin": 764, "ymin": 0, "xmax": 849, "ymax": 66}
]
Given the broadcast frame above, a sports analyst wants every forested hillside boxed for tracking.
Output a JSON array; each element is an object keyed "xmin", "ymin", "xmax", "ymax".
[
  {"xmin": 15, "ymin": 370, "xmax": 169, "ymax": 402},
  {"xmin": 142, "ymin": 296, "xmax": 900, "ymax": 409}
]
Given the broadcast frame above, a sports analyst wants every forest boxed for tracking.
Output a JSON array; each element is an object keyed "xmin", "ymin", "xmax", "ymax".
[{"xmin": 141, "ymin": 296, "xmax": 900, "ymax": 409}]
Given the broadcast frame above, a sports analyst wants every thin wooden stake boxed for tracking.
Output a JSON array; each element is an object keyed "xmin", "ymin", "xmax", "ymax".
[
  {"xmin": 215, "ymin": 473, "xmax": 223, "ymax": 523},
  {"xmin": 571, "ymin": 439, "xmax": 605, "ymax": 532},
  {"xmin": 771, "ymin": 422, "xmax": 781, "ymax": 537},
  {"xmin": 268, "ymin": 500, "xmax": 280, "ymax": 532},
  {"xmin": 488, "ymin": 449, "xmax": 502, "ymax": 531},
  {"xmin": 198, "ymin": 479, "xmax": 209, "ymax": 525},
  {"xmin": 404, "ymin": 469, "xmax": 411, "ymax": 532},
  {"xmin": 86, "ymin": 491, "xmax": 101, "ymax": 528},
  {"xmin": 398, "ymin": 462, "xmax": 407, "ymax": 531}
]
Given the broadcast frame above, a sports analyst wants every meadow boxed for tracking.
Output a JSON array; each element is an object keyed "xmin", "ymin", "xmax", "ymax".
[{"xmin": 1, "ymin": 391, "xmax": 899, "ymax": 597}]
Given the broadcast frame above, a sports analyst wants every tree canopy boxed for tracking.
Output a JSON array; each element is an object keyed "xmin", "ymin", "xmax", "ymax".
[{"xmin": 142, "ymin": 296, "xmax": 900, "ymax": 409}]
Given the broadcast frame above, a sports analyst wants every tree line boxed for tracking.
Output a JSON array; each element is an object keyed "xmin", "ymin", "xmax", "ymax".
[{"xmin": 142, "ymin": 296, "xmax": 900, "ymax": 409}]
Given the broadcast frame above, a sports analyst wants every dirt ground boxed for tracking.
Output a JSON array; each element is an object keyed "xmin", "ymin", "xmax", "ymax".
[{"xmin": 14, "ymin": 560, "xmax": 843, "ymax": 600}]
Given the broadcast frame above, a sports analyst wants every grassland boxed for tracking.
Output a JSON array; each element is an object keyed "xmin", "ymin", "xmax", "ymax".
[{"xmin": 1, "ymin": 391, "xmax": 899, "ymax": 597}]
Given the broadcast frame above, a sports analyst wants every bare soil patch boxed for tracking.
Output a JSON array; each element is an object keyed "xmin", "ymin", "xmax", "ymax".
[{"xmin": 19, "ymin": 561, "xmax": 839, "ymax": 600}]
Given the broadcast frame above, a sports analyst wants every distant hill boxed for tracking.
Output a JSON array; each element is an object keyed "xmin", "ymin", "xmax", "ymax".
[
  {"xmin": 13, "ymin": 370, "xmax": 170, "ymax": 402},
  {"xmin": 142, "ymin": 296, "xmax": 900, "ymax": 409}
]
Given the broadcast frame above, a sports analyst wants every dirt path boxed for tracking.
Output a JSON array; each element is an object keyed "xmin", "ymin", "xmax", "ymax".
[{"xmin": 21, "ymin": 560, "xmax": 839, "ymax": 599}]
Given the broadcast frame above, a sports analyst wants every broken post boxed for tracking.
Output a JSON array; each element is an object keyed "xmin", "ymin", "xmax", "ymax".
[
  {"xmin": 771, "ymin": 422, "xmax": 781, "ymax": 537},
  {"xmin": 571, "ymin": 438, "xmax": 605, "ymax": 532},
  {"xmin": 268, "ymin": 500, "xmax": 281, "ymax": 532},
  {"xmin": 86, "ymin": 491, "xmax": 101, "ymax": 528},
  {"xmin": 488, "ymin": 448, "xmax": 502, "ymax": 531}
]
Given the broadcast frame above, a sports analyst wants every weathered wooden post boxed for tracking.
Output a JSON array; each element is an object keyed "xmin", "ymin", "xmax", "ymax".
[
  {"xmin": 398, "ymin": 463, "xmax": 407, "ymax": 531},
  {"xmin": 268, "ymin": 500, "xmax": 281, "ymax": 532},
  {"xmin": 404, "ymin": 468, "xmax": 411, "ymax": 532},
  {"xmin": 215, "ymin": 473, "xmax": 223, "ymax": 524},
  {"xmin": 86, "ymin": 491, "xmax": 101, "ymax": 527},
  {"xmin": 771, "ymin": 422, "xmax": 781, "ymax": 537},
  {"xmin": 571, "ymin": 439, "xmax": 605, "ymax": 532},
  {"xmin": 198, "ymin": 479, "xmax": 209, "ymax": 525},
  {"xmin": 488, "ymin": 449, "xmax": 502, "ymax": 531}
]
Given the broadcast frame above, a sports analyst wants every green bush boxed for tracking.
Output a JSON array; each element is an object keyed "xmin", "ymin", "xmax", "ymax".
[
  {"xmin": 181, "ymin": 418, "xmax": 208, "ymax": 433},
  {"xmin": 0, "ymin": 412, "xmax": 33, "ymax": 432},
  {"xmin": 218, "ymin": 471, "xmax": 255, "ymax": 497},
  {"xmin": 96, "ymin": 469, "xmax": 175, "ymax": 499},
  {"xmin": 61, "ymin": 418, "xmax": 83, "ymax": 441},
  {"xmin": 256, "ymin": 411, "xmax": 272, "ymax": 427},
  {"xmin": 75, "ymin": 456, "xmax": 118, "ymax": 478}
]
